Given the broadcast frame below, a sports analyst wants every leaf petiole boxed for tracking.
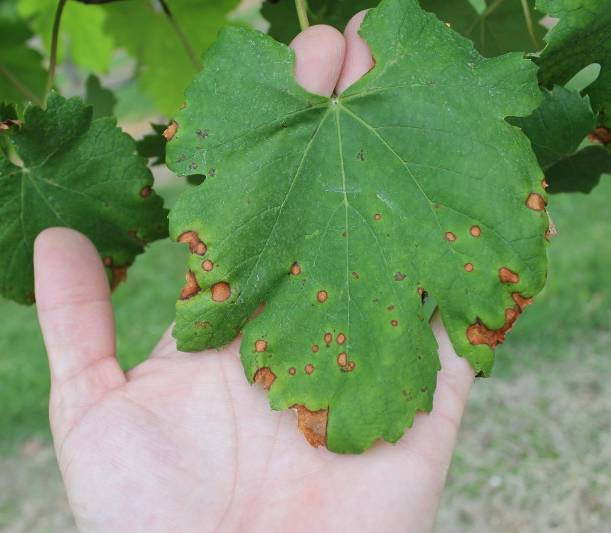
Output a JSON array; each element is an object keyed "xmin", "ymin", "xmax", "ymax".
[
  {"xmin": 295, "ymin": 0, "xmax": 310, "ymax": 32},
  {"xmin": 44, "ymin": 0, "xmax": 67, "ymax": 107}
]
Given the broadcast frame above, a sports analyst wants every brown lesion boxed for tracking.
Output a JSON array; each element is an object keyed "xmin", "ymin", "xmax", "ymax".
[
  {"xmin": 162, "ymin": 121, "xmax": 178, "ymax": 141},
  {"xmin": 293, "ymin": 405, "xmax": 328, "ymax": 447},
  {"xmin": 180, "ymin": 271, "xmax": 200, "ymax": 300},
  {"xmin": 110, "ymin": 265, "xmax": 128, "ymax": 290},
  {"xmin": 499, "ymin": 267, "xmax": 519, "ymax": 284},
  {"xmin": 526, "ymin": 193, "xmax": 546, "ymax": 211},
  {"xmin": 254, "ymin": 367, "xmax": 276, "ymax": 390},
  {"xmin": 178, "ymin": 231, "xmax": 207, "ymax": 255},
  {"xmin": 211, "ymin": 281, "xmax": 231, "ymax": 302},
  {"xmin": 467, "ymin": 292, "xmax": 533, "ymax": 348}
]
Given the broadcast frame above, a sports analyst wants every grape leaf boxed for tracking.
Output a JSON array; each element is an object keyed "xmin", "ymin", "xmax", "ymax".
[
  {"xmin": 535, "ymin": 0, "xmax": 611, "ymax": 127},
  {"xmin": 545, "ymin": 145, "xmax": 610, "ymax": 194},
  {"xmin": 84, "ymin": 74, "xmax": 117, "ymax": 119},
  {"xmin": 0, "ymin": 17, "xmax": 45, "ymax": 106},
  {"xmin": 262, "ymin": 0, "xmax": 378, "ymax": 43},
  {"xmin": 420, "ymin": 0, "xmax": 545, "ymax": 57},
  {"xmin": 509, "ymin": 86, "xmax": 610, "ymax": 194},
  {"xmin": 136, "ymin": 123, "xmax": 168, "ymax": 166},
  {"xmin": 102, "ymin": 0, "xmax": 240, "ymax": 116},
  {"xmin": 166, "ymin": 0, "xmax": 548, "ymax": 453},
  {"xmin": 18, "ymin": 0, "xmax": 114, "ymax": 73},
  {"xmin": 0, "ymin": 93, "xmax": 168, "ymax": 305}
]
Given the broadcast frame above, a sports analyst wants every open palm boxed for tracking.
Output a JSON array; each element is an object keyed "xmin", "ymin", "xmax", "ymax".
[{"xmin": 35, "ymin": 13, "xmax": 474, "ymax": 533}]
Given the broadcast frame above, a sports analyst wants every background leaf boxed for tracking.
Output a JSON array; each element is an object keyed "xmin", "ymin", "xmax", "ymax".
[
  {"xmin": 84, "ymin": 74, "xmax": 117, "ymax": 119},
  {"xmin": 535, "ymin": 0, "xmax": 611, "ymax": 127},
  {"xmin": 546, "ymin": 145, "xmax": 611, "ymax": 194},
  {"xmin": 0, "ymin": 93, "xmax": 168, "ymax": 304},
  {"xmin": 167, "ymin": 0, "xmax": 548, "ymax": 452}
]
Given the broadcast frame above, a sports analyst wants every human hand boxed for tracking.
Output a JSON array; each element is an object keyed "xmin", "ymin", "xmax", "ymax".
[{"xmin": 34, "ymin": 12, "xmax": 474, "ymax": 533}]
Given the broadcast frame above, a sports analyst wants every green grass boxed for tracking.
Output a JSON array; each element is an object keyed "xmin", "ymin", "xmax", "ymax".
[{"xmin": 1, "ymin": 179, "xmax": 610, "ymax": 452}]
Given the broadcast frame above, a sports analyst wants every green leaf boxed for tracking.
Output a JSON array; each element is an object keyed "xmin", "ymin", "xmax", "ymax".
[
  {"xmin": 136, "ymin": 123, "xmax": 167, "ymax": 166},
  {"xmin": 546, "ymin": 145, "xmax": 611, "ymax": 194},
  {"xmin": 0, "ymin": 93, "xmax": 168, "ymax": 305},
  {"xmin": 103, "ymin": 0, "xmax": 240, "ymax": 116},
  {"xmin": 17, "ymin": 0, "xmax": 114, "ymax": 73},
  {"xmin": 535, "ymin": 0, "xmax": 611, "ymax": 127},
  {"xmin": 84, "ymin": 74, "xmax": 117, "ymax": 119},
  {"xmin": 510, "ymin": 85, "xmax": 594, "ymax": 169},
  {"xmin": 0, "ymin": 17, "xmax": 45, "ymax": 106},
  {"xmin": 420, "ymin": 0, "xmax": 545, "ymax": 57},
  {"xmin": 262, "ymin": 0, "xmax": 379, "ymax": 43},
  {"xmin": 166, "ymin": 0, "xmax": 548, "ymax": 453}
]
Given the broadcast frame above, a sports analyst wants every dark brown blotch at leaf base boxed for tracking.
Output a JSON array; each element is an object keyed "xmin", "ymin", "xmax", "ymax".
[
  {"xmin": 180, "ymin": 271, "xmax": 200, "ymax": 299},
  {"xmin": 254, "ymin": 367, "xmax": 276, "ymax": 390},
  {"xmin": 178, "ymin": 230, "xmax": 207, "ymax": 255},
  {"xmin": 293, "ymin": 405, "xmax": 327, "ymax": 447}
]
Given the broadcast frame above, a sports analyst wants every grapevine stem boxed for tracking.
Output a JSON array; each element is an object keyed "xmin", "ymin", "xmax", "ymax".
[
  {"xmin": 45, "ymin": 0, "xmax": 67, "ymax": 107},
  {"xmin": 520, "ymin": 0, "xmax": 541, "ymax": 50},
  {"xmin": 159, "ymin": 0, "xmax": 203, "ymax": 71},
  {"xmin": 295, "ymin": 0, "xmax": 310, "ymax": 31}
]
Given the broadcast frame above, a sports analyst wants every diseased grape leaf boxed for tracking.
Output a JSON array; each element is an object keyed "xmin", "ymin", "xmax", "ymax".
[
  {"xmin": 18, "ymin": 0, "xmax": 114, "ymax": 73},
  {"xmin": 102, "ymin": 0, "xmax": 240, "ymax": 116},
  {"xmin": 535, "ymin": 0, "xmax": 611, "ymax": 127},
  {"xmin": 546, "ymin": 146, "xmax": 611, "ymax": 194},
  {"xmin": 509, "ymin": 86, "xmax": 610, "ymax": 194},
  {"xmin": 420, "ymin": 0, "xmax": 545, "ymax": 57},
  {"xmin": 0, "ymin": 17, "xmax": 45, "ymax": 105},
  {"xmin": 262, "ymin": 0, "xmax": 378, "ymax": 43},
  {"xmin": 166, "ymin": 0, "xmax": 548, "ymax": 453},
  {"xmin": 84, "ymin": 74, "xmax": 117, "ymax": 119},
  {"xmin": 0, "ymin": 93, "xmax": 168, "ymax": 305}
]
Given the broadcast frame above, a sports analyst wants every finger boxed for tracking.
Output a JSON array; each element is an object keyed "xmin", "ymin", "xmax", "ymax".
[
  {"xmin": 336, "ymin": 10, "xmax": 375, "ymax": 94},
  {"xmin": 34, "ymin": 228, "xmax": 125, "ymax": 411},
  {"xmin": 290, "ymin": 24, "xmax": 346, "ymax": 96}
]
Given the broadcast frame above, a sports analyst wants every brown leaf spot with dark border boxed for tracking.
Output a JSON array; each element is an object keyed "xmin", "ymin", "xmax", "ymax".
[
  {"xmin": 373, "ymin": 213, "xmax": 382, "ymax": 221},
  {"xmin": 390, "ymin": 319, "xmax": 398, "ymax": 327},
  {"xmin": 394, "ymin": 272, "xmax": 406, "ymax": 281},
  {"xmin": 255, "ymin": 339, "xmax": 267, "ymax": 352},
  {"xmin": 464, "ymin": 263, "xmax": 474, "ymax": 272},
  {"xmin": 317, "ymin": 290, "xmax": 328, "ymax": 303},
  {"xmin": 290, "ymin": 262, "xmax": 301, "ymax": 276},
  {"xmin": 211, "ymin": 281, "xmax": 231, "ymax": 302},
  {"xmin": 178, "ymin": 231, "xmax": 207, "ymax": 255},
  {"xmin": 324, "ymin": 332, "xmax": 332, "ymax": 346},
  {"xmin": 254, "ymin": 367, "xmax": 276, "ymax": 390},
  {"xmin": 312, "ymin": 344, "xmax": 319, "ymax": 353},
  {"xmin": 180, "ymin": 271, "xmax": 200, "ymax": 300},
  {"xmin": 336, "ymin": 333, "xmax": 346, "ymax": 344},
  {"xmin": 304, "ymin": 363, "xmax": 315, "ymax": 375},
  {"xmin": 288, "ymin": 367, "xmax": 296, "ymax": 375},
  {"xmin": 526, "ymin": 193, "xmax": 546, "ymax": 211},
  {"xmin": 202, "ymin": 259, "xmax": 214, "ymax": 272},
  {"xmin": 162, "ymin": 121, "xmax": 177, "ymax": 141},
  {"xmin": 294, "ymin": 405, "xmax": 327, "ymax": 447},
  {"xmin": 337, "ymin": 352, "xmax": 348, "ymax": 367},
  {"xmin": 346, "ymin": 361, "xmax": 356, "ymax": 372},
  {"xmin": 445, "ymin": 231, "xmax": 456, "ymax": 242},
  {"xmin": 470, "ymin": 225, "xmax": 481, "ymax": 237},
  {"xmin": 499, "ymin": 267, "xmax": 519, "ymax": 284}
]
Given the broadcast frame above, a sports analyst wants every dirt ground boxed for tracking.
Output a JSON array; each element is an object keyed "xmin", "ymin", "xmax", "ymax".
[{"xmin": 2, "ymin": 347, "xmax": 609, "ymax": 533}]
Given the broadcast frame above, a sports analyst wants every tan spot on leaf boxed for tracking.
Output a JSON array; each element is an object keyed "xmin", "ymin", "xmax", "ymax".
[
  {"xmin": 499, "ymin": 267, "xmax": 519, "ymax": 284},
  {"xmin": 526, "ymin": 193, "xmax": 546, "ymax": 211},
  {"xmin": 336, "ymin": 332, "xmax": 346, "ymax": 344},
  {"xmin": 255, "ymin": 339, "xmax": 267, "ymax": 352},
  {"xmin": 162, "ymin": 121, "xmax": 177, "ymax": 141},
  {"xmin": 178, "ymin": 231, "xmax": 207, "ymax": 255},
  {"xmin": 304, "ymin": 363, "xmax": 315, "ymax": 375},
  {"xmin": 294, "ymin": 405, "xmax": 327, "ymax": 447},
  {"xmin": 445, "ymin": 231, "xmax": 456, "ymax": 242},
  {"xmin": 512, "ymin": 292, "xmax": 533, "ymax": 311},
  {"xmin": 324, "ymin": 332, "xmax": 332, "ymax": 345},
  {"xmin": 346, "ymin": 361, "xmax": 356, "ymax": 371},
  {"xmin": 288, "ymin": 367, "xmax": 296, "ymax": 375},
  {"xmin": 211, "ymin": 281, "xmax": 230, "ymax": 302},
  {"xmin": 312, "ymin": 344, "xmax": 319, "ymax": 353},
  {"xmin": 464, "ymin": 263, "xmax": 474, "ymax": 272},
  {"xmin": 180, "ymin": 271, "xmax": 200, "ymax": 300},
  {"xmin": 390, "ymin": 319, "xmax": 398, "ymax": 327},
  {"xmin": 317, "ymin": 290, "xmax": 328, "ymax": 303},
  {"xmin": 541, "ymin": 179, "xmax": 549, "ymax": 189},
  {"xmin": 470, "ymin": 225, "xmax": 481, "ymax": 237},
  {"xmin": 202, "ymin": 259, "xmax": 214, "ymax": 272},
  {"xmin": 290, "ymin": 262, "xmax": 301, "ymax": 276},
  {"xmin": 373, "ymin": 213, "xmax": 382, "ymax": 221},
  {"xmin": 254, "ymin": 367, "xmax": 276, "ymax": 390},
  {"xmin": 337, "ymin": 352, "xmax": 348, "ymax": 367}
]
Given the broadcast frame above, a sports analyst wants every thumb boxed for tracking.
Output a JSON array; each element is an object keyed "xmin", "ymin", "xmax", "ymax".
[{"xmin": 34, "ymin": 228, "xmax": 125, "ymax": 434}]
